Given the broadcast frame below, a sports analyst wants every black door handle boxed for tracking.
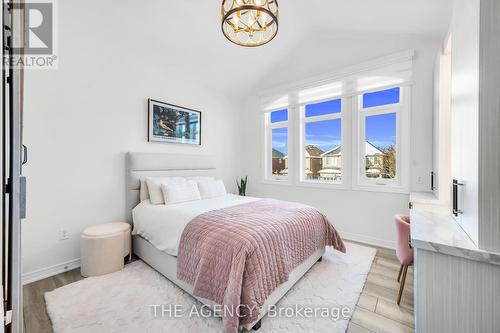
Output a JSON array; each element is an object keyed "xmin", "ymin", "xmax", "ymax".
[{"xmin": 22, "ymin": 144, "xmax": 27, "ymax": 165}]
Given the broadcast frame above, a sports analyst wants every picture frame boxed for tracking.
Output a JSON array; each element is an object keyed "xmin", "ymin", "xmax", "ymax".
[{"xmin": 148, "ymin": 99, "xmax": 202, "ymax": 145}]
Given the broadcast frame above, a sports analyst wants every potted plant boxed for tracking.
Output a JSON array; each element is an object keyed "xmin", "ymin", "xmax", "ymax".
[{"xmin": 236, "ymin": 176, "xmax": 248, "ymax": 196}]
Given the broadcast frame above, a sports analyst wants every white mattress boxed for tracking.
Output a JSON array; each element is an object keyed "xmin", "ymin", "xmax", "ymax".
[{"xmin": 132, "ymin": 194, "xmax": 259, "ymax": 256}]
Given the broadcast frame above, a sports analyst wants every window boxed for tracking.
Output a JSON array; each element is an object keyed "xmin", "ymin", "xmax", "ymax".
[
  {"xmin": 270, "ymin": 109, "xmax": 288, "ymax": 123},
  {"xmin": 302, "ymin": 99, "xmax": 342, "ymax": 183},
  {"xmin": 265, "ymin": 109, "xmax": 289, "ymax": 181},
  {"xmin": 261, "ymin": 51, "xmax": 412, "ymax": 192},
  {"xmin": 272, "ymin": 128, "xmax": 288, "ymax": 176},
  {"xmin": 363, "ymin": 87, "xmax": 400, "ymax": 108},
  {"xmin": 365, "ymin": 113, "xmax": 396, "ymax": 179},
  {"xmin": 356, "ymin": 87, "xmax": 404, "ymax": 188}
]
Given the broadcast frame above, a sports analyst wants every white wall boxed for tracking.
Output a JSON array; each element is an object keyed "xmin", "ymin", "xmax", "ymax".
[
  {"xmin": 22, "ymin": 3, "xmax": 242, "ymax": 275},
  {"xmin": 242, "ymin": 34, "xmax": 441, "ymax": 247},
  {"xmin": 21, "ymin": 0, "xmax": 446, "ymax": 277}
]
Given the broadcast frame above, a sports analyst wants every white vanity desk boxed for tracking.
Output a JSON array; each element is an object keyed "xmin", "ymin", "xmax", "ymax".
[{"xmin": 410, "ymin": 192, "xmax": 500, "ymax": 333}]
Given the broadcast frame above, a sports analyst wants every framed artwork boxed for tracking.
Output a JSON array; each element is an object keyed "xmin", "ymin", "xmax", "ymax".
[{"xmin": 148, "ymin": 99, "xmax": 201, "ymax": 145}]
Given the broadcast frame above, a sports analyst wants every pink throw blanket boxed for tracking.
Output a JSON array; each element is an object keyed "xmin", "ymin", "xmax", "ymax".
[{"xmin": 176, "ymin": 199, "xmax": 345, "ymax": 332}]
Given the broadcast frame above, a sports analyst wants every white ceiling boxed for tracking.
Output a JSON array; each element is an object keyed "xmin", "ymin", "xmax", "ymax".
[{"xmin": 112, "ymin": 0, "xmax": 453, "ymax": 99}]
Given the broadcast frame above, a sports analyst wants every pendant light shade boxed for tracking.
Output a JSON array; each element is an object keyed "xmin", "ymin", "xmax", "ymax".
[{"xmin": 221, "ymin": 0, "xmax": 279, "ymax": 47}]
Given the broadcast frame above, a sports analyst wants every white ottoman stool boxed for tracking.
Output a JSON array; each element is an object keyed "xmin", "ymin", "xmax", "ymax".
[{"xmin": 80, "ymin": 222, "xmax": 131, "ymax": 277}]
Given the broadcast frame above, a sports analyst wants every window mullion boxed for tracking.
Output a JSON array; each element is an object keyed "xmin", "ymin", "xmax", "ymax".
[
  {"xmin": 303, "ymin": 113, "xmax": 341, "ymax": 123},
  {"xmin": 268, "ymin": 122, "xmax": 289, "ymax": 129},
  {"xmin": 362, "ymin": 106, "xmax": 400, "ymax": 117}
]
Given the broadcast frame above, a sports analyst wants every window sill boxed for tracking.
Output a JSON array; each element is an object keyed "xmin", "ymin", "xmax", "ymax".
[
  {"xmin": 261, "ymin": 179, "xmax": 294, "ymax": 186},
  {"xmin": 352, "ymin": 183, "xmax": 409, "ymax": 194},
  {"xmin": 260, "ymin": 178, "xmax": 408, "ymax": 194},
  {"xmin": 296, "ymin": 180, "xmax": 347, "ymax": 190}
]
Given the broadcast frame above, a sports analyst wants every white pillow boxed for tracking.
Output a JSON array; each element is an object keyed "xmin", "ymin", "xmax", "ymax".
[
  {"xmin": 146, "ymin": 177, "xmax": 186, "ymax": 204},
  {"xmin": 161, "ymin": 181, "xmax": 201, "ymax": 205},
  {"xmin": 139, "ymin": 179, "xmax": 149, "ymax": 201},
  {"xmin": 197, "ymin": 179, "xmax": 227, "ymax": 199}
]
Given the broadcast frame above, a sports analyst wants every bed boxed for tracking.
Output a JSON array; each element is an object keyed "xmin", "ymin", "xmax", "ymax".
[{"xmin": 126, "ymin": 152, "xmax": 344, "ymax": 332}]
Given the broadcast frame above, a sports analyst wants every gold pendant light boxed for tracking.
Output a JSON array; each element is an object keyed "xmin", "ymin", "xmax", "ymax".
[{"xmin": 221, "ymin": 0, "xmax": 279, "ymax": 47}]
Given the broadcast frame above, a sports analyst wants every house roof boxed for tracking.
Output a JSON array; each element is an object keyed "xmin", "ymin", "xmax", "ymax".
[
  {"xmin": 272, "ymin": 149, "xmax": 286, "ymax": 158},
  {"xmin": 365, "ymin": 141, "xmax": 384, "ymax": 155},
  {"xmin": 321, "ymin": 145, "xmax": 341, "ymax": 157},
  {"xmin": 305, "ymin": 145, "xmax": 324, "ymax": 158},
  {"xmin": 321, "ymin": 141, "xmax": 384, "ymax": 157}
]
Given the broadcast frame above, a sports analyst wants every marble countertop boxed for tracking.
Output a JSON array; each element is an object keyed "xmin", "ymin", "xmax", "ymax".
[
  {"xmin": 410, "ymin": 203, "xmax": 500, "ymax": 266},
  {"xmin": 409, "ymin": 191, "xmax": 442, "ymax": 205}
]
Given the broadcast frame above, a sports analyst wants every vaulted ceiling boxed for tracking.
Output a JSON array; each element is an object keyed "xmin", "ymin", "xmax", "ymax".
[{"xmin": 89, "ymin": 0, "xmax": 453, "ymax": 99}]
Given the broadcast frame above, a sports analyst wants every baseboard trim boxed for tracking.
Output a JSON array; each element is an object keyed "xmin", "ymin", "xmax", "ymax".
[
  {"xmin": 21, "ymin": 233, "xmax": 392, "ymax": 285},
  {"xmin": 22, "ymin": 258, "xmax": 81, "ymax": 285},
  {"xmin": 341, "ymin": 231, "xmax": 395, "ymax": 250}
]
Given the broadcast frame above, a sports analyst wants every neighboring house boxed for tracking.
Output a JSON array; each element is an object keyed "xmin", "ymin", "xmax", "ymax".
[
  {"xmin": 304, "ymin": 145, "xmax": 324, "ymax": 179},
  {"xmin": 317, "ymin": 141, "xmax": 384, "ymax": 180},
  {"xmin": 272, "ymin": 148, "xmax": 286, "ymax": 175},
  {"xmin": 364, "ymin": 141, "xmax": 384, "ymax": 177},
  {"xmin": 275, "ymin": 142, "xmax": 385, "ymax": 179},
  {"xmin": 319, "ymin": 145, "xmax": 342, "ymax": 180},
  {"xmin": 280, "ymin": 155, "xmax": 289, "ymax": 175}
]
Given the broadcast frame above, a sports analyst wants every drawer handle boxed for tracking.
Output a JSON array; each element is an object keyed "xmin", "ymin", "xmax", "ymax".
[{"xmin": 452, "ymin": 179, "xmax": 464, "ymax": 216}]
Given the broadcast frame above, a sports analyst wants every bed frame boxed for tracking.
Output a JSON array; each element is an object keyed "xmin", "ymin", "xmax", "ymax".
[{"xmin": 126, "ymin": 152, "xmax": 324, "ymax": 331}]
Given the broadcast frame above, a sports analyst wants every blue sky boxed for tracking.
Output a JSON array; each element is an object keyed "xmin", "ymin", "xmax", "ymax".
[
  {"xmin": 305, "ymin": 119, "xmax": 341, "ymax": 152},
  {"xmin": 271, "ymin": 87, "xmax": 399, "ymax": 154},
  {"xmin": 272, "ymin": 128, "xmax": 288, "ymax": 155},
  {"xmin": 365, "ymin": 113, "xmax": 396, "ymax": 149}
]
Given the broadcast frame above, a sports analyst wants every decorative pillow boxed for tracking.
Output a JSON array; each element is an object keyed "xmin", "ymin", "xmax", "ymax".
[
  {"xmin": 146, "ymin": 177, "xmax": 186, "ymax": 205},
  {"xmin": 197, "ymin": 179, "xmax": 227, "ymax": 199},
  {"xmin": 161, "ymin": 181, "xmax": 201, "ymax": 205},
  {"xmin": 139, "ymin": 179, "xmax": 149, "ymax": 201}
]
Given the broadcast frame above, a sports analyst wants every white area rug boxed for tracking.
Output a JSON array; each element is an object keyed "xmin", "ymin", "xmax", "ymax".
[{"xmin": 45, "ymin": 242, "xmax": 375, "ymax": 333}]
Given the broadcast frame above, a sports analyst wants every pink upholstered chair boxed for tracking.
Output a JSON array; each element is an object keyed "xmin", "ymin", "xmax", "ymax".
[{"xmin": 394, "ymin": 214, "xmax": 413, "ymax": 305}]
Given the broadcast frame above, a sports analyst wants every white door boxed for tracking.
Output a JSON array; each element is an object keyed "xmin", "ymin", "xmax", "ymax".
[{"xmin": 433, "ymin": 36, "xmax": 452, "ymax": 205}]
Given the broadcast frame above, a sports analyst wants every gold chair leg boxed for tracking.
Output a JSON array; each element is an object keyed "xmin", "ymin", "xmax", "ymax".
[
  {"xmin": 397, "ymin": 264, "xmax": 404, "ymax": 282},
  {"xmin": 397, "ymin": 265, "xmax": 408, "ymax": 305}
]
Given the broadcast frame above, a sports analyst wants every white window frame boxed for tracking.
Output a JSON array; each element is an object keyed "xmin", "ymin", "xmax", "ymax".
[
  {"xmin": 260, "ymin": 50, "xmax": 414, "ymax": 193},
  {"xmin": 352, "ymin": 86, "xmax": 410, "ymax": 193},
  {"xmin": 263, "ymin": 108, "xmax": 292, "ymax": 184},
  {"xmin": 298, "ymin": 96, "xmax": 348, "ymax": 189}
]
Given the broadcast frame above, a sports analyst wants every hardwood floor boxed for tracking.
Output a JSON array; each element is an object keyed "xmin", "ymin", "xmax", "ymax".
[
  {"xmin": 23, "ymin": 242, "xmax": 414, "ymax": 333},
  {"xmin": 23, "ymin": 268, "xmax": 84, "ymax": 332},
  {"xmin": 347, "ymin": 242, "xmax": 414, "ymax": 333}
]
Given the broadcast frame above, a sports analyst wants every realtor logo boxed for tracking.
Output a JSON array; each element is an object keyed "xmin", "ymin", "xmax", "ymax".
[
  {"xmin": 7, "ymin": 0, "xmax": 57, "ymax": 69},
  {"xmin": 24, "ymin": 2, "xmax": 53, "ymax": 54}
]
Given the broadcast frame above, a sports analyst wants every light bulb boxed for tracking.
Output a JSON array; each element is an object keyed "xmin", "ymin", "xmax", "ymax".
[
  {"xmin": 261, "ymin": 11, "xmax": 267, "ymax": 26},
  {"xmin": 233, "ymin": 13, "xmax": 239, "ymax": 27}
]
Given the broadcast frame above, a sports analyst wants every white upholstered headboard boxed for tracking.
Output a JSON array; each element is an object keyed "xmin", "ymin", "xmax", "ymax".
[{"xmin": 126, "ymin": 152, "xmax": 218, "ymax": 223}]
